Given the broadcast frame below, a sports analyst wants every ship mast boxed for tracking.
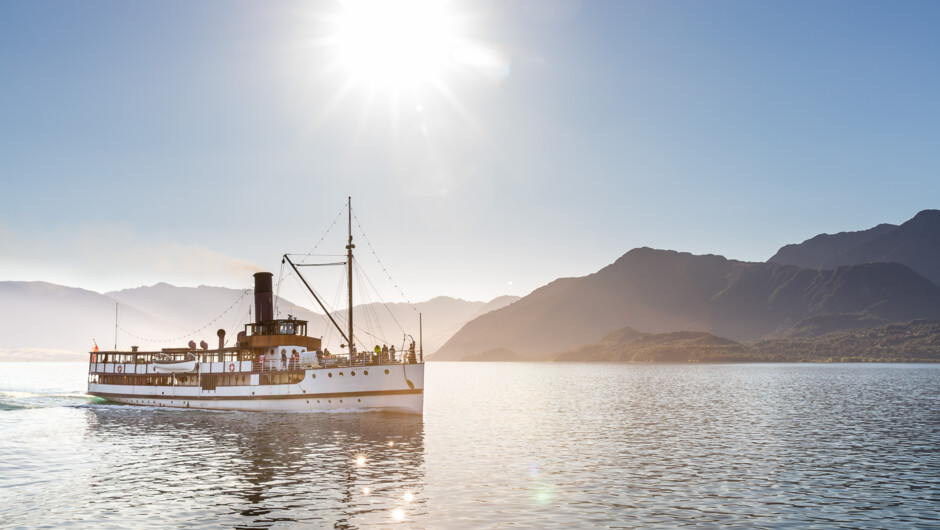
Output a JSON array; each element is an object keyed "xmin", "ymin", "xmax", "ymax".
[{"xmin": 346, "ymin": 196, "xmax": 355, "ymax": 353}]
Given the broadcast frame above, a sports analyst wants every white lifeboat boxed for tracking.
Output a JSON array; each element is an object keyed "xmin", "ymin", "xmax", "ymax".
[{"xmin": 153, "ymin": 354, "xmax": 197, "ymax": 373}]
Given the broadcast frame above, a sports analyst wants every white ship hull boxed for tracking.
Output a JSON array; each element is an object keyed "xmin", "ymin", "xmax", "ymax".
[{"xmin": 88, "ymin": 363, "xmax": 424, "ymax": 414}]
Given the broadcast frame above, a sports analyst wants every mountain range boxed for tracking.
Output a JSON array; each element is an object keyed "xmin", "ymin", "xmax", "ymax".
[
  {"xmin": 5, "ymin": 209, "xmax": 937, "ymax": 363},
  {"xmin": 769, "ymin": 209, "xmax": 940, "ymax": 286},
  {"xmin": 432, "ymin": 209, "xmax": 940, "ymax": 361},
  {"xmin": 0, "ymin": 281, "xmax": 517, "ymax": 361}
]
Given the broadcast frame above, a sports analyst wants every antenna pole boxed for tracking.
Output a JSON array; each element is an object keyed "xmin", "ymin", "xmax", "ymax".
[
  {"xmin": 419, "ymin": 312, "xmax": 423, "ymax": 363},
  {"xmin": 114, "ymin": 303, "xmax": 118, "ymax": 350},
  {"xmin": 346, "ymin": 197, "xmax": 355, "ymax": 353}
]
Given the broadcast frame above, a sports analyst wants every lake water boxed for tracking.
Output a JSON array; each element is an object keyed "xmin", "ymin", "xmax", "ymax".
[{"xmin": 1, "ymin": 362, "xmax": 938, "ymax": 528}]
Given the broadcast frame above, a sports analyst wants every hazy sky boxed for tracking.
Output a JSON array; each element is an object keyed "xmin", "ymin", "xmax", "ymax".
[{"xmin": 2, "ymin": 0, "xmax": 939, "ymax": 306}]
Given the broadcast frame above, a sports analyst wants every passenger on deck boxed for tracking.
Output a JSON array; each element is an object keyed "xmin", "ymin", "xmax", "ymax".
[
  {"xmin": 390, "ymin": 345, "xmax": 396, "ymax": 362},
  {"xmin": 280, "ymin": 350, "xmax": 287, "ymax": 370},
  {"xmin": 382, "ymin": 344, "xmax": 389, "ymax": 362}
]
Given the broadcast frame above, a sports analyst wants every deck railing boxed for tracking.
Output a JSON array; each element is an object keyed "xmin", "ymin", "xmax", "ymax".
[{"xmin": 88, "ymin": 354, "xmax": 421, "ymax": 374}]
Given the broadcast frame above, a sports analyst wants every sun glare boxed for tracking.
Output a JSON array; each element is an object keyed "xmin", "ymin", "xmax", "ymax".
[
  {"xmin": 308, "ymin": 0, "xmax": 510, "ymax": 150},
  {"xmin": 334, "ymin": 0, "xmax": 455, "ymax": 87}
]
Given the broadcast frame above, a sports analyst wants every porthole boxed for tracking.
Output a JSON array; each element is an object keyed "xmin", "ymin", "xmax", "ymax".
[
  {"xmin": 317, "ymin": 400, "xmax": 320, "ymax": 403},
  {"xmin": 328, "ymin": 373, "xmax": 333, "ymax": 378},
  {"xmin": 302, "ymin": 389, "xmax": 306, "ymax": 393},
  {"xmin": 357, "ymin": 398, "xmax": 361, "ymax": 403},
  {"xmin": 306, "ymin": 400, "xmax": 309, "ymax": 404},
  {"xmin": 312, "ymin": 374, "xmax": 316, "ymax": 379},
  {"xmin": 339, "ymin": 399, "xmax": 343, "ymax": 403},
  {"xmin": 351, "ymin": 371, "xmax": 356, "ymax": 376},
  {"xmin": 364, "ymin": 370, "xmax": 368, "ymax": 375},
  {"xmin": 384, "ymin": 369, "xmax": 389, "ymax": 374},
  {"xmin": 328, "ymin": 400, "xmax": 332, "ymax": 403},
  {"xmin": 339, "ymin": 372, "xmax": 344, "ymax": 376},
  {"xmin": 252, "ymin": 391, "xmax": 255, "ymax": 395}
]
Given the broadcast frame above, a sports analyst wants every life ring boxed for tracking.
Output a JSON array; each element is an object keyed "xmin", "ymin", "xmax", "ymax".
[
  {"xmin": 117, "ymin": 365, "xmax": 123, "ymax": 373},
  {"xmin": 228, "ymin": 363, "xmax": 236, "ymax": 373}
]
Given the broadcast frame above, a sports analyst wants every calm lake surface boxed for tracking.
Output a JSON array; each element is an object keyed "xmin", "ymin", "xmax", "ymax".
[{"xmin": 1, "ymin": 362, "xmax": 938, "ymax": 528}]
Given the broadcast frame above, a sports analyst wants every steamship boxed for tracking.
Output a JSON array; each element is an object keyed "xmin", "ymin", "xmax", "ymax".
[{"xmin": 86, "ymin": 199, "xmax": 425, "ymax": 414}]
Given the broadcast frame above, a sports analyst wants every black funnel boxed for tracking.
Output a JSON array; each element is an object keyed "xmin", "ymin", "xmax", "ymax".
[{"xmin": 254, "ymin": 272, "xmax": 274, "ymax": 324}]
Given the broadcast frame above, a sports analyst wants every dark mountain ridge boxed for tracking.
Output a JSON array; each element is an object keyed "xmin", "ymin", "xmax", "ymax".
[
  {"xmin": 769, "ymin": 223, "xmax": 897, "ymax": 269},
  {"xmin": 432, "ymin": 248, "xmax": 940, "ymax": 360},
  {"xmin": 822, "ymin": 209, "xmax": 940, "ymax": 285},
  {"xmin": 769, "ymin": 209, "xmax": 940, "ymax": 286}
]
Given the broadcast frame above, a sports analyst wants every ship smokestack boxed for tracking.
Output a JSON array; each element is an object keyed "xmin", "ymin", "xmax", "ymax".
[
  {"xmin": 254, "ymin": 272, "xmax": 274, "ymax": 324},
  {"xmin": 217, "ymin": 329, "xmax": 226, "ymax": 349}
]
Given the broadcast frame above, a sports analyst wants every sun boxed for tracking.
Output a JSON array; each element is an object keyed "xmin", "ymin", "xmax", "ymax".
[
  {"xmin": 305, "ymin": 0, "xmax": 510, "ymax": 142},
  {"xmin": 333, "ymin": 0, "xmax": 457, "ymax": 88}
]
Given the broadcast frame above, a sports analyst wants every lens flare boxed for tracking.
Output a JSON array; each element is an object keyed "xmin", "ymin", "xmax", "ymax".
[
  {"xmin": 355, "ymin": 455, "xmax": 367, "ymax": 467},
  {"xmin": 403, "ymin": 491, "xmax": 415, "ymax": 503},
  {"xmin": 391, "ymin": 508, "xmax": 405, "ymax": 521},
  {"xmin": 362, "ymin": 487, "xmax": 371, "ymax": 495}
]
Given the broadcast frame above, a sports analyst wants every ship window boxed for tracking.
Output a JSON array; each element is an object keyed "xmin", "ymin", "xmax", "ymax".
[
  {"xmin": 312, "ymin": 374, "xmax": 316, "ymax": 379},
  {"xmin": 351, "ymin": 371, "xmax": 355, "ymax": 376},
  {"xmin": 364, "ymin": 370, "xmax": 368, "ymax": 375},
  {"xmin": 328, "ymin": 373, "xmax": 333, "ymax": 378},
  {"xmin": 385, "ymin": 369, "xmax": 389, "ymax": 374},
  {"xmin": 339, "ymin": 372, "xmax": 344, "ymax": 376}
]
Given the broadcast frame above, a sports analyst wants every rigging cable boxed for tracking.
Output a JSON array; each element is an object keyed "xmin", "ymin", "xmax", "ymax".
[
  {"xmin": 274, "ymin": 258, "xmax": 286, "ymax": 318},
  {"xmin": 353, "ymin": 212, "xmax": 418, "ymax": 309},
  {"xmin": 275, "ymin": 202, "xmax": 348, "ymax": 302},
  {"xmin": 117, "ymin": 289, "xmax": 252, "ymax": 345},
  {"xmin": 354, "ymin": 263, "xmax": 378, "ymax": 350},
  {"xmin": 353, "ymin": 259, "xmax": 386, "ymax": 346},
  {"xmin": 351, "ymin": 213, "xmax": 418, "ymax": 340}
]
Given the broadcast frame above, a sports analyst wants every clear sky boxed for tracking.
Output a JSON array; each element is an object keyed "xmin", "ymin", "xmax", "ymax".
[{"xmin": 2, "ymin": 0, "xmax": 939, "ymax": 306}]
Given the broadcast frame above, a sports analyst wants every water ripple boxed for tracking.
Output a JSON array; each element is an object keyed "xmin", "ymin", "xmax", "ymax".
[{"xmin": 1, "ymin": 363, "xmax": 938, "ymax": 527}]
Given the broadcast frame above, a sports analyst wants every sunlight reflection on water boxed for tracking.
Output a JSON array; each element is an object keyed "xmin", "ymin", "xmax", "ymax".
[{"xmin": 1, "ymin": 362, "xmax": 939, "ymax": 528}]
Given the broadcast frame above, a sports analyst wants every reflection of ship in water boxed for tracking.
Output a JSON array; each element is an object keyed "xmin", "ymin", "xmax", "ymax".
[{"xmin": 83, "ymin": 407, "xmax": 425, "ymax": 527}]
